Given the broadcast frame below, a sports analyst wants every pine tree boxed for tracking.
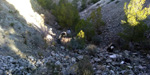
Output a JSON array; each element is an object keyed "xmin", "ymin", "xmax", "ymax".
[
  {"xmin": 88, "ymin": 7, "xmax": 105, "ymax": 33},
  {"xmin": 37, "ymin": 0, "xmax": 55, "ymax": 10},
  {"xmin": 52, "ymin": 0, "xmax": 80, "ymax": 29}
]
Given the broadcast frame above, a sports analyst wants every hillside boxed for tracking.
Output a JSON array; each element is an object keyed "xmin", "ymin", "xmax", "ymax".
[
  {"xmin": 0, "ymin": 0, "xmax": 150, "ymax": 75},
  {"xmin": 0, "ymin": 0, "xmax": 57, "ymax": 58}
]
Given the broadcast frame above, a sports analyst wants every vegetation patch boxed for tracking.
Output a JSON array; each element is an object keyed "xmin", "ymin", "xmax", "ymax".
[
  {"xmin": 77, "ymin": 56, "xmax": 94, "ymax": 75},
  {"xmin": 52, "ymin": 0, "xmax": 80, "ymax": 29},
  {"xmin": 85, "ymin": 44, "xmax": 97, "ymax": 56},
  {"xmin": 37, "ymin": 0, "xmax": 55, "ymax": 10},
  {"xmin": 119, "ymin": 0, "xmax": 150, "ymax": 49}
]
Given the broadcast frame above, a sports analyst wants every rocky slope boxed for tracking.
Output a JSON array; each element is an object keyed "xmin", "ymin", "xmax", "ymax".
[
  {"xmin": 0, "ymin": 0, "xmax": 150, "ymax": 75},
  {"xmin": 80, "ymin": 0, "xmax": 150, "ymax": 45},
  {"xmin": 0, "ymin": 46, "xmax": 150, "ymax": 75},
  {"xmin": 0, "ymin": 0, "xmax": 57, "ymax": 58}
]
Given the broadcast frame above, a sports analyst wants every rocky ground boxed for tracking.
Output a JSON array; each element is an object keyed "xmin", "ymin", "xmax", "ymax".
[
  {"xmin": 0, "ymin": 0, "xmax": 150, "ymax": 75},
  {"xmin": 0, "ymin": 46, "xmax": 150, "ymax": 75}
]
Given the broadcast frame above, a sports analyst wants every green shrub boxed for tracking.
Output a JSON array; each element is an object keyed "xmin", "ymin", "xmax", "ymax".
[
  {"xmin": 85, "ymin": 44, "xmax": 97, "ymax": 56},
  {"xmin": 80, "ymin": 0, "xmax": 87, "ymax": 11},
  {"xmin": 119, "ymin": 0, "xmax": 150, "ymax": 43},
  {"xmin": 67, "ymin": 56, "xmax": 93, "ymax": 75},
  {"xmin": 88, "ymin": 7, "xmax": 105, "ymax": 32},
  {"xmin": 84, "ymin": 22, "xmax": 95, "ymax": 41},
  {"xmin": 68, "ymin": 38, "xmax": 80, "ymax": 49},
  {"xmin": 10, "ymin": 23, "xmax": 14, "ymax": 27},
  {"xmin": 68, "ymin": 30, "xmax": 86, "ymax": 49},
  {"xmin": 92, "ymin": 35, "xmax": 101, "ymax": 45},
  {"xmin": 119, "ymin": 22, "xmax": 149, "ymax": 42},
  {"xmin": 77, "ymin": 30, "xmax": 85, "ymax": 39},
  {"xmin": 68, "ymin": 38, "xmax": 85, "ymax": 49},
  {"xmin": 75, "ymin": 19, "xmax": 96, "ymax": 41},
  {"xmin": 72, "ymin": 0, "xmax": 79, "ymax": 8},
  {"xmin": 77, "ymin": 56, "xmax": 93, "ymax": 75},
  {"xmin": 75, "ymin": 19, "xmax": 86, "ymax": 33},
  {"xmin": 91, "ymin": 0, "xmax": 99, "ymax": 3},
  {"xmin": 76, "ymin": 30, "xmax": 86, "ymax": 47},
  {"xmin": 52, "ymin": 0, "xmax": 80, "ymax": 29},
  {"xmin": 37, "ymin": 0, "xmax": 55, "ymax": 10},
  {"xmin": 46, "ymin": 62, "xmax": 61, "ymax": 75}
]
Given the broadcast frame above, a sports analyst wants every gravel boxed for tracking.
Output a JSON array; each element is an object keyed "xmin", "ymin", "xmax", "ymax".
[{"xmin": 0, "ymin": 47, "xmax": 149, "ymax": 75}]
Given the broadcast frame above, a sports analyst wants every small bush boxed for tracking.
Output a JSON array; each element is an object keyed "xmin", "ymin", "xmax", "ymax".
[
  {"xmin": 92, "ymin": 35, "xmax": 101, "ymax": 45},
  {"xmin": 119, "ymin": 22, "xmax": 149, "ymax": 42},
  {"xmin": 68, "ymin": 30, "xmax": 86, "ymax": 49},
  {"xmin": 10, "ymin": 23, "xmax": 14, "ymax": 27},
  {"xmin": 77, "ymin": 56, "xmax": 94, "ymax": 75},
  {"xmin": 72, "ymin": 0, "xmax": 79, "ymax": 8},
  {"xmin": 85, "ymin": 44, "xmax": 97, "ymax": 56},
  {"xmin": 76, "ymin": 30, "xmax": 86, "ymax": 47},
  {"xmin": 52, "ymin": 0, "xmax": 80, "ymax": 29},
  {"xmin": 119, "ymin": 0, "xmax": 150, "ymax": 44},
  {"xmin": 37, "ymin": 0, "xmax": 55, "ymax": 10},
  {"xmin": 91, "ymin": 0, "xmax": 99, "ymax": 3},
  {"xmin": 46, "ymin": 62, "xmax": 61, "ymax": 75},
  {"xmin": 80, "ymin": 0, "xmax": 87, "ymax": 11},
  {"xmin": 68, "ymin": 38, "xmax": 80, "ymax": 49},
  {"xmin": 75, "ymin": 19, "xmax": 86, "ymax": 33},
  {"xmin": 68, "ymin": 38, "xmax": 85, "ymax": 49},
  {"xmin": 77, "ymin": 30, "xmax": 85, "ymax": 39},
  {"xmin": 75, "ymin": 19, "xmax": 96, "ymax": 41},
  {"xmin": 88, "ymin": 7, "xmax": 105, "ymax": 32}
]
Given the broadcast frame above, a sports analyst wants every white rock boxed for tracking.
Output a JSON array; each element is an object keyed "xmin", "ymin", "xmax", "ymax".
[
  {"xmin": 121, "ymin": 70, "xmax": 126, "ymax": 74},
  {"xmin": 45, "ymin": 34, "xmax": 53, "ymax": 41},
  {"xmin": 51, "ymin": 51, "xmax": 55, "ymax": 56},
  {"xmin": 77, "ymin": 55, "xmax": 83, "ymax": 60},
  {"xmin": 127, "ymin": 66, "xmax": 133, "ymax": 69},
  {"xmin": 124, "ymin": 50, "xmax": 130, "ymax": 56},
  {"xmin": 36, "ymin": 60, "xmax": 43, "ymax": 66},
  {"xmin": 55, "ymin": 61, "xmax": 62, "ymax": 66},
  {"xmin": 90, "ymin": 59, "xmax": 94, "ymax": 63},
  {"xmin": 63, "ymin": 58, "xmax": 67, "ymax": 61},
  {"xmin": 55, "ymin": 53, "xmax": 59, "ymax": 57},
  {"xmin": 138, "ymin": 65, "xmax": 145, "ymax": 69},
  {"xmin": 27, "ymin": 73, "xmax": 31, "ymax": 75},
  {"xmin": 147, "ymin": 54, "xmax": 150, "ymax": 59},
  {"xmin": 60, "ymin": 53, "xmax": 64, "ymax": 57},
  {"xmin": 106, "ymin": 59, "xmax": 112, "ymax": 63},
  {"xmin": 66, "ymin": 30, "xmax": 71, "ymax": 35},
  {"xmin": 110, "ymin": 70, "xmax": 115, "ymax": 74},
  {"xmin": 94, "ymin": 58, "xmax": 101, "ymax": 62},
  {"xmin": 49, "ymin": 28, "xmax": 56, "ymax": 36},
  {"xmin": 19, "ymin": 66, "xmax": 24, "ymax": 70},
  {"xmin": 109, "ymin": 54, "xmax": 117, "ymax": 59},
  {"xmin": 71, "ymin": 57, "xmax": 76, "ymax": 63},
  {"xmin": 96, "ymin": 70, "xmax": 101, "ymax": 74},
  {"xmin": 120, "ymin": 61, "xmax": 125, "ymax": 64},
  {"xmin": 93, "ymin": 67, "xmax": 96, "ymax": 70},
  {"xmin": 61, "ymin": 46, "xmax": 65, "ymax": 50},
  {"xmin": 28, "ymin": 56, "xmax": 34, "ymax": 61}
]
